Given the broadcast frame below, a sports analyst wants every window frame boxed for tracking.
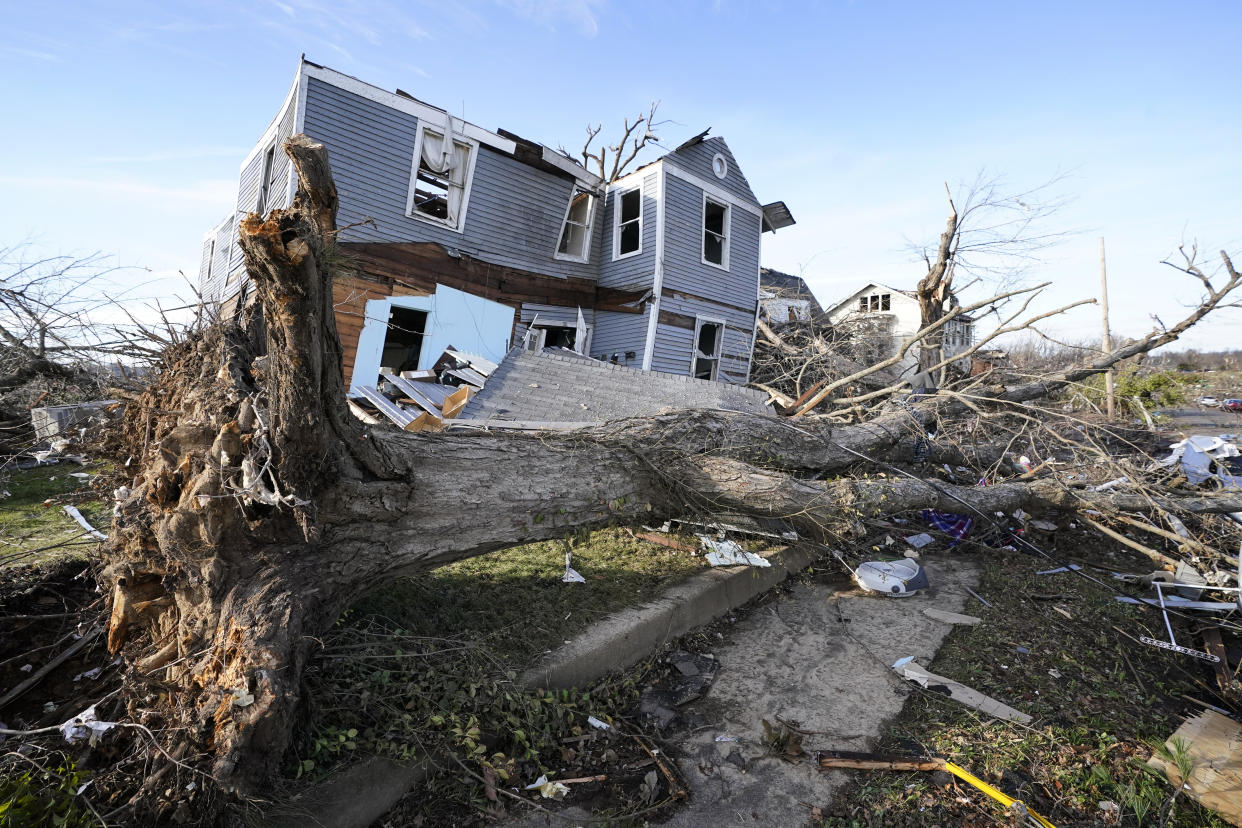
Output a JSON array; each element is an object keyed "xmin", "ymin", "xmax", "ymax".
[
  {"xmin": 612, "ymin": 187, "xmax": 643, "ymax": 260},
  {"xmin": 405, "ymin": 121, "xmax": 480, "ymax": 233},
  {"xmin": 554, "ymin": 186, "xmax": 596, "ymax": 263},
  {"xmin": 689, "ymin": 315, "xmax": 726, "ymax": 381},
  {"xmin": 701, "ymin": 193, "xmax": 731, "ymax": 270},
  {"xmin": 255, "ymin": 144, "xmax": 277, "ymax": 215}
]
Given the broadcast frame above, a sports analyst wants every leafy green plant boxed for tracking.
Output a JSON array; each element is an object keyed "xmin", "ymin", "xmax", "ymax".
[{"xmin": 0, "ymin": 754, "xmax": 95, "ymax": 828}]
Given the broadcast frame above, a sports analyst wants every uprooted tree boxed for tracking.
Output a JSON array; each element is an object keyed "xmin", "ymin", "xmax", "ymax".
[{"xmin": 99, "ymin": 135, "xmax": 1242, "ymax": 814}]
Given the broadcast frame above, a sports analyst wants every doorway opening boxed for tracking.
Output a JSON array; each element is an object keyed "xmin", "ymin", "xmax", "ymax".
[{"xmin": 380, "ymin": 305, "xmax": 428, "ymax": 373}]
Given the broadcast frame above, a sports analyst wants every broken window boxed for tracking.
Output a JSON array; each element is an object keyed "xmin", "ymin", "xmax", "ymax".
[
  {"xmin": 692, "ymin": 320, "xmax": 723, "ymax": 380},
  {"xmin": 256, "ymin": 145, "xmax": 276, "ymax": 215},
  {"xmin": 703, "ymin": 197, "xmax": 729, "ymax": 267},
  {"xmin": 556, "ymin": 187, "xmax": 594, "ymax": 261},
  {"xmin": 615, "ymin": 188, "xmax": 641, "ymax": 257},
  {"xmin": 409, "ymin": 124, "xmax": 473, "ymax": 229},
  {"xmin": 859, "ymin": 293, "xmax": 891, "ymax": 312},
  {"xmin": 379, "ymin": 306, "xmax": 428, "ymax": 374}
]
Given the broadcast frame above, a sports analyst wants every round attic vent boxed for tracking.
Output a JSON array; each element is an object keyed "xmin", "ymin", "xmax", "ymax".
[{"xmin": 712, "ymin": 153, "xmax": 728, "ymax": 179}]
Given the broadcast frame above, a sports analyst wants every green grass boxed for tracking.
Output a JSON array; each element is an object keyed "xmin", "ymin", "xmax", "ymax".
[
  {"xmin": 0, "ymin": 462, "xmax": 110, "ymax": 568},
  {"xmin": 353, "ymin": 527, "xmax": 710, "ymax": 663},
  {"xmin": 296, "ymin": 527, "xmax": 715, "ymax": 824}
]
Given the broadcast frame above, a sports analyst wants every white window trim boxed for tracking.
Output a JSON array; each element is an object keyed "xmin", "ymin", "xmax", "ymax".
[
  {"xmin": 553, "ymin": 188, "xmax": 595, "ymax": 263},
  {"xmin": 701, "ymin": 192, "xmax": 731, "ymax": 271},
  {"xmin": 612, "ymin": 187, "xmax": 643, "ymax": 260},
  {"xmin": 689, "ymin": 315, "xmax": 726, "ymax": 381},
  {"xmin": 405, "ymin": 122, "xmax": 480, "ymax": 234}
]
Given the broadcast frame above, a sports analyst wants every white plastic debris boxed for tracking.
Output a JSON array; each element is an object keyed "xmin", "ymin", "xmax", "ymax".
[
  {"xmin": 855, "ymin": 559, "xmax": 929, "ymax": 597},
  {"xmin": 562, "ymin": 551, "xmax": 586, "ymax": 583},
  {"xmin": 586, "ymin": 715, "xmax": 610, "ymax": 730},
  {"xmin": 1018, "ymin": 455, "xmax": 1032, "ymax": 472},
  {"xmin": 62, "ymin": 505, "xmax": 106, "ymax": 540},
  {"xmin": 72, "ymin": 666, "xmax": 103, "ymax": 682},
  {"xmin": 230, "ymin": 686, "xmax": 255, "ymax": 707},
  {"xmin": 525, "ymin": 774, "xmax": 570, "ymax": 800},
  {"xmin": 892, "ymin": 658, "xmax": 1032, "ymax": 724},
  {"xmin": 1012, "ymin": 508, "xmax": 1030, "ymax": 522},
  {"xmin": 59, "ymin": 705, "xmax": 118, "ymax": 745},
  {"xmin": 698, "ymin": 535, "xmax": 771, "ymax": 567},
  {"xmin": 714, "ymin": 734, "xmax": 739, "ymax": 742},
  {"xmin": 903, "ymin": 533, "xmax": 934, "ymax": 549},
  {"xmin": 1093, "ymin": 476, "xmax": 1129, "ymax": 492}
]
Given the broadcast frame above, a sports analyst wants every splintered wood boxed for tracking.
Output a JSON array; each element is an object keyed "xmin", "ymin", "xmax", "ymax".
[{"xmin": 1148, "ymin": 710, "xmax": 1242, "ymax": 826}]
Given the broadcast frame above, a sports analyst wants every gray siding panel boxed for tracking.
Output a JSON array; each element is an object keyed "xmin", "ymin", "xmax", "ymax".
[
  {"xmin": 661, "ymin": 174, "xmax": 760, "ymax": 312},
  {"xmin": 302, "ymin": 78, "xmax": 598, "ymax": 282},
  {"xmin": 663, "ymin": 137, "xmax": 758, "ymax": 205},
  {"xmin": 596, "ymin": 171, "xmax": 658, "ymax": 290},
  {"xmin": 590, "ymin": 308, "xmax": 650, "ymax": 368},
  {"xmin": 520, "ymin": 304, "xmax": 594, "ymax": 327},
  {"xmin": 649, "ymin": 322, "xmax": 751, "ymax": 384}
]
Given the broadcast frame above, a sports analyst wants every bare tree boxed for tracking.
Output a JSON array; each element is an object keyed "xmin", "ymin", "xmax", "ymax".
[
  {"xmin": 563, "ymin": 101, "xmax": 666, "ymax": 184},
  {"xmin": 913, "ymin": 174, "xmax": 1070, "ymax": 376}
]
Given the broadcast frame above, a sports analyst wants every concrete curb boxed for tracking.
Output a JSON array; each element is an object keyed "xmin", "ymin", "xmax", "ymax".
[{"xmin": 520, "ymin": 544, "xmax": 816, "ymax": 690}]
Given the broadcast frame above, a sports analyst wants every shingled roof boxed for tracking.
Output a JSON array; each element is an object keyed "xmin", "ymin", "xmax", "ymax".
[{"xmin": 457, "ymin": 348, "xmax": 773, "ymax": 425}]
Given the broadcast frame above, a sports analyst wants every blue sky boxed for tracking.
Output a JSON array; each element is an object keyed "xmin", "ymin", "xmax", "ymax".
[{"xmin": 2, "ymin": 0, "xmax": 1240, "ymax": 350}]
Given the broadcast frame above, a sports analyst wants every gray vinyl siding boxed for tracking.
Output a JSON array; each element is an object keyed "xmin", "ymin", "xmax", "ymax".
[
  {"xmin": 590, "ymin": 308, "xmax": 650, "ymax": 368},
  {"xmin": 596, "ymin": 171, "xmax": 658, "ymax": 291},
  {"xmin": 661, "ymin": 174, "xmax": 761, "ymax": 309},
  {"xmin": 520, "ymin": 304, "xmax": 594, "ymax": 327},
  {"xmin": 649, "ymin": 322, "xmax": 752, "ymax": 384},
  {"xmin": 198, "ymin": 237, "xmax": 215, "ymax": 303},
  {"xmin": 663, "ymin": 137, "xmax": 758, "ymax": 206},
  {"xmin": 198, "ymin": 216, "xmax": 234, "ymax": 305},
  {"xmin": 301, "ymin": 78, "xmax": 597, "ymax": 282},
  {"xmin": 658, "ymin": 291, "xmax": 755, "ymax": 332}
]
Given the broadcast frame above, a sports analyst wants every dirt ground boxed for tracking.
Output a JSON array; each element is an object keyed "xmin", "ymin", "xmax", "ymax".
[{"xmin": 505, "ymin": 558, "xmax": 983, "ymax": 827}]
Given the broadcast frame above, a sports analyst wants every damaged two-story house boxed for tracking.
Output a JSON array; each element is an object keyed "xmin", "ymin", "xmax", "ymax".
[{"xmin": 198, "ymin": 58, "xmax": 795, "ymax": 395}]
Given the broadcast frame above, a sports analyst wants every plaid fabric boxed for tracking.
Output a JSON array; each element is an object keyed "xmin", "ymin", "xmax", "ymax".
[{"xmin": 921, "ymin": 509, "xmax": 974, "ymax": 546}]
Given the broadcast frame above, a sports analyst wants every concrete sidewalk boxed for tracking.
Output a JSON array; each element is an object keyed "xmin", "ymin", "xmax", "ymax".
[{"xmin": 506, "ymin": 558, "xmax": 982, "ymax": 827}]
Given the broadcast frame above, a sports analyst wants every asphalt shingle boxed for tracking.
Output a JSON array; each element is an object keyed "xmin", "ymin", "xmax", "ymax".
[{"xmin": 458, "ymin": 348, "xmax": 773, "ymax": 424}]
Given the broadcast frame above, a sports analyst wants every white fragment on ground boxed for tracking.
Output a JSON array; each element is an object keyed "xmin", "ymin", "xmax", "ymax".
[
  {"xmin": 586, "ymin": 715, "xmax": 610, "ymax": 730},
  {"xmin": 59, "ymin": 705, "xmax": 118, "ymax": 745},
  {"xmin": 231, "ymin": 687, "xmax": 255, "ymax": 707},
  {"xmin": 525, "ymin": 775, "xmax": 570, "ymax": 799},
  {"xmin": 62, "ymin": 505, "xmax": 106, "ymax": 540},
  {"xmin": 892, "ymin": 657, "xmax": 1032, "ymax": 724},
  {"xmin": 697, "ymin": 535, "xmax": 771, "ymax": 568},
  {"xmin": 903, "ymin": 533, "xmax": 934, "ymax": 549},
  {"xmin": 562, "ymin": 551, "xmax": 586, "ymax": 583}
]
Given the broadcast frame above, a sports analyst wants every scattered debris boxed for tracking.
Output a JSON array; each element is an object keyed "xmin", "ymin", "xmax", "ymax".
[
  {"xmin": 817, "ymin": 750, "xmax": 1056, "ymax": 828},
  {"xmin": 891, "ymin": 657, "xmax": 1033, "ymax": 724},
  {"xmin": 1148, "ymin": 710, "xmax": 1242, "ymax": 826},
  {"xmin": 1036, "ymin": 564, "xmax": 1081, "ymax": 575},
  {"xmin": 561, "ymin": 551, "xmax": 586, "ymax": 583},
  {"xmin": 854, "ymin": 559, "xmax": 928, "ymax": 597},
  {"xmin": 903, "ymin": 532, "xmax": 934, "ymax": 549},
  {"xmin": 964, "ymin": 586, "xmax": 993, "ymax": 608},
  {"xmin": 921, "ymin": 608, "xmax": 981, "ymax": 626},
  {"xmin": 586, "ymin": 715, "xmax": 610, "ymax": 730},
  {"xmin": 698, "ymin": 535, "xmax": 771, "ymax": 567},
  {"xmin": 59, "ymin": 704, "xmax": 118, "ymax": 746},
  {"xmin": 62, "ymin": 504, "xmax": 106, "ymax": 540},
  {"xmin": 525, "ymin": 774, "xmax": 570, "ymax": 800}
]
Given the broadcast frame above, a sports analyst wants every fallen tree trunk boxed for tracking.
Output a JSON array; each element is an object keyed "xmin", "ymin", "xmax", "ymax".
[{"xmin": 100, "ymin": 135, "xmax": 1242, "ymax": 814}]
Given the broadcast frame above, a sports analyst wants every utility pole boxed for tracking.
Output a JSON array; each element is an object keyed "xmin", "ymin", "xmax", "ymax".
[{"xmin": 1099, "ymin": 237, "xmax": 1115, "ymax": 419}]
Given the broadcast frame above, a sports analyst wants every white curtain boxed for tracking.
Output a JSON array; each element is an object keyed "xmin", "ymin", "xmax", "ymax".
[{"xmin": 419, "ymin": 112, "xmax": 469, "ymax": 224}]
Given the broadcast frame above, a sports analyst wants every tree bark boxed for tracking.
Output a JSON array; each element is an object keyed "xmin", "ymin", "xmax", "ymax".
[{"xmin": 100, "ymin": 135, "xmax": 1242, "ymax": 809}]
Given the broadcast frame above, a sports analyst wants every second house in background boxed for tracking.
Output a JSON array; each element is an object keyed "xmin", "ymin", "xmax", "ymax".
[{"xmin": 198, "ymin": 58, "xmax": 795, "ymax": 390}]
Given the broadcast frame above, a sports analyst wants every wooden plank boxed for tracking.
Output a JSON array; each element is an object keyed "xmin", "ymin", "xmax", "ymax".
[
  {"xmin": 354, "ymin": 386, "xmax": 415, "ymax": 428},
  {"xmin": 1201, "ymin": 627, "xmax": 1232, "ymax": 691},
  {"xmin": 1148, "ymin": 710, "xmax": 1242, "ymax": 826},
  {"xmin": 346, "ymin": 399, "xmax": 381, "ymax": 425},
  {"xmin": 341, "ymin": 241, "xmax": 648, "ymax": 315},
  {"xmin": 441, "ymin": 385, "xmax": 473, "ymax": 420},
  {"xmin": 382, "ymin": 373, "xmax": 444, "ymax": 415},
  {"xmin": 818, "ymin": 751, "xmax": 945, "ymax": 773},
  {"xmin": 403, "ymin": 411, "xmax": 442, "ymax": 433}
]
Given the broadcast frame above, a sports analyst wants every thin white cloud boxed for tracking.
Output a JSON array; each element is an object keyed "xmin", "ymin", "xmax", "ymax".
[
  {"xmin": 496, "ymin": 0, "xmax": 606, "ymax": 37},
  {"xmin": 2, "ymin": 46, "xmax": 59, "ymax": 62}
]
